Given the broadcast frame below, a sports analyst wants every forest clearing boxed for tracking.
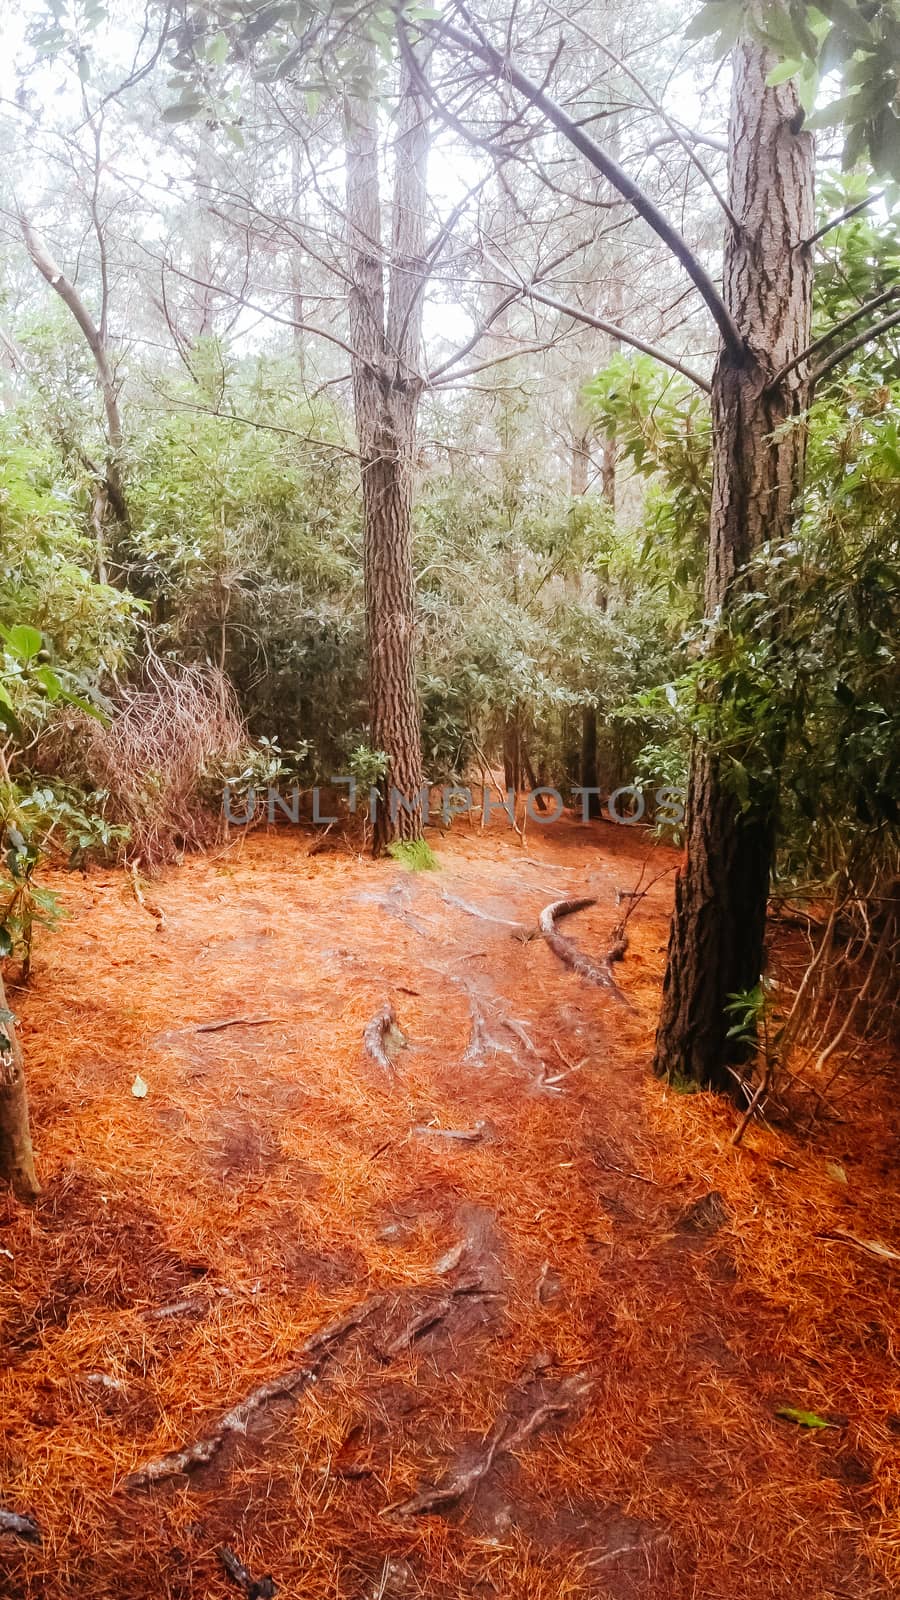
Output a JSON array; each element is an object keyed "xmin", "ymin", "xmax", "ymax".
[{"xmin": 1, "ymin": 0, "xmax": 899, "ymax": 1595}]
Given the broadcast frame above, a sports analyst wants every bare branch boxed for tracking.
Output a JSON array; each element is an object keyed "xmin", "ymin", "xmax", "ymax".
[
  {"xmin": 769, "ymin": 285, "xmax": 900, "ymax": 388},
  {"xmin": 801, "ymin": 190, "xmax": 884, "ymax": 250},
  {"xmin": 427, "ymin": 9, "xmax": 745, "ymax": 363},
  {"xmin": 526, "ymin": 287, "xmax": 711, "ymax": 391},
  {"xmin": 809, "ymin": 305, "xmax": 900, "ymax": 386}
]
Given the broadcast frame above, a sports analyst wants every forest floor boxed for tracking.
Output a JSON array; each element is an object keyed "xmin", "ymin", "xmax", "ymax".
[{"xmin": 0, "ymin": 818, "xmax": 898, "ymax": 1600}]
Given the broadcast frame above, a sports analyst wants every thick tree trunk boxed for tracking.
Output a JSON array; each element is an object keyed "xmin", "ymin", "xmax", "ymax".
[
  {"xmin": 345, "ymin": 44, "xmax": 429, "ymax": 854},
  {"xmin": 0, "ymin": 970, "xmax": 39, "ymax": 1201},
  {"xmin": 653, "ymin": 35, "xmax": 814, "ymax": 1089}
]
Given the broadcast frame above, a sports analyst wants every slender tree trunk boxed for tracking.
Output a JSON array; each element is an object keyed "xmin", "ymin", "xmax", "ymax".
[
  {"xmin": 0, "ymin": 970, "xmax": 39, "ymax": 1201},
  {"xmin": 20, "ymin": 216, "xmax": 128, "ymax": 531},
  {"xmin": 345, "ymin": 42, "xmax": 429, "ymax": 853},
  {"xmin": 654, "ymin": 34, "xmax": 814, "ymax": 1089}
]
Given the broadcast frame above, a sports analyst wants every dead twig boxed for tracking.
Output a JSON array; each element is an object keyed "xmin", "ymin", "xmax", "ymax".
[{"xmin": 195, "ymin": 1015, "xmax": 277, "ymax": 1034}]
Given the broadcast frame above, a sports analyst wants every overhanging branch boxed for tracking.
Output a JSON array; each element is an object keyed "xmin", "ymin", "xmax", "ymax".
[{"xmin": 425, "ymin": 9, "xmax": 745, "ymax": 364}]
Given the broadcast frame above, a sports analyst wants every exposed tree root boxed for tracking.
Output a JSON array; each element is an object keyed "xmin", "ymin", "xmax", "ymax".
[
  {"xmin": 0, "ymin": 1509, "xmax": 41, "ymax": 1544},
  {"xmin": 195, "ymin": 1016, "xmax": 276, "ymax": 1034},
  {"xmin": 125, "ymin": 1296, "xmax": 385, "ymax": 1488},
  {"xmin": 363, "ymin": 1003, "xmax": 407, "ymax": 1074},
  {"xmin": 539, "ymin": 899, "xmax": 636, "ymax": 1010},
  {"xmin": 440, "ymin": 891, "xmax": 529, "ymax": 934},
  {"xmin": 380, "ymin": 1281, "xmax": 495, "ymax": 1359},
  {"xmin": 219, "ymin": 1546, "xmax": 277, "ymax": 1599},
  {"xmin": 388, "ymin": 1367, "xmax": 592, "ymax": 1517},
  {"xmin": 412, "ymin": 1120, "xmax": 489, "ymax": 1143},
  {"xmin": 129, "ymin": 864, "xmax": 166, "ymax": 930}
]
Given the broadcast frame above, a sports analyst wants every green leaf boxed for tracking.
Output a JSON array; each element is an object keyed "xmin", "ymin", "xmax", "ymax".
[
  {"xmin": 767, "ymin": 59, "xmax": 802, "ymax": 87},
  {"xmin": 33, "ymin": 665, "xmax": 62, "ymax": 700},
  {"xmin": 776, "ymin": 1406, "xmax": 835, "ymax": 1430},
  {"xmin": 2, "ymin": 624, "xmax": 42, "ymax": 662},
  {"xmin": 162, "ymin": 100, "xmax": 205, "ymax": 124},
  {"xmin": 207, "ymin": 30, "xmax": 229, "ymax": 65},
  {"xmin": 685, "ymin": 2, "xmax": 741, "ymax": 42}
]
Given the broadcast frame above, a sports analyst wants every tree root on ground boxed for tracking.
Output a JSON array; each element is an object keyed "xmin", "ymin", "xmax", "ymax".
[
  {"xmin": 388, "ymin": 1367, "xmax": 592, "ymax": 1517},
  {"xmin": 539, "ymin": 899, "xmax": 635, "ymax": 1010},
  {"xmin": 0, "ymin": 1509, "xmax": 41, "ymax": 1544},
  {"xmin": 219, "ymin": 1545, "xmax": 277, "ymax": 1599},
  {"xmin": 440, "ymin": 891, "xmax": 529, "ymax": 935},
  {"xmin": 124, "ymin": 1296, "xmax": 386, "ymax": 1488},
  {"xmin": 363, "ymin": 1003, "xmax": 407, "ymax": 1074}
]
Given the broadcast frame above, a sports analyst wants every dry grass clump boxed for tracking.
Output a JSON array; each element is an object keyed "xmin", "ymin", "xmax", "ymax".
[{"xmin": 38, "ymin": 655, "xmax": 248, "ymax": 869}]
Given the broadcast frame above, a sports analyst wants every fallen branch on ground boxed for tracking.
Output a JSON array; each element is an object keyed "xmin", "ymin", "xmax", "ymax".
[
  {"xmin": 125, "ymin": 1296, "xmax": 385, "ymax": 1488},
  {"xmin": 539, "ymin": 900, "xmax": 636, "ymax": 1010},
  {"xmin": 364, "ymin": 1003, "xmax": 407, "ymax": 1073},
  {"xmin": 0, "ymin": 1509, "xmax": 41, "ymax": 1544}
]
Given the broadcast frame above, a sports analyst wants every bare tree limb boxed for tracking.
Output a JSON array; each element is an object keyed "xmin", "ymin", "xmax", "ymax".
[
  {"xmin": 769, "ymin": 286, "xmax": 900, "ymax": 387},
  {"xmin": 810, "ymin": 306, "xmax": 900, "ymax": 386},
  {"xmin": 427, "ymin": 9, "xmax": 745, "ymax": 362},
  {"xmin": 801, "ymin": 190, "xmax": 884, "ymax": 250},
  {"xmin": 19, "ymin": 213, "xmax": 128, "ymax": 526}
]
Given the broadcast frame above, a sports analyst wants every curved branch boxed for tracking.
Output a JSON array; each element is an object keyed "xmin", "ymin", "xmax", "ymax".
[
  {"xmin": 526, "ymin": 288, "xmax": 711, "ymax": 392},
  {"xmin": 19, "ymin": 213, "xmax": 128, "ymax": 525},
  {"xmin": 810, "ymin": 306, "xmax": 900, "ymax": 387},
  {"xmin": 768, "ymin": 286, "xmax": 899, "ymax": 388},
  {"xmin": 426, "ymin": 11, "xmax": 745, "ymax": 363},
  {"xmin": 545, "ymin": 2, "xmax": 740, "ymax": 232}
]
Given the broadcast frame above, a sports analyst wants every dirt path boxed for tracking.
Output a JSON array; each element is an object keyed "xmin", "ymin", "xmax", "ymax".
[{"xmin": 1, "ymin": 821, "xmax": 897, "ymax": 1599}]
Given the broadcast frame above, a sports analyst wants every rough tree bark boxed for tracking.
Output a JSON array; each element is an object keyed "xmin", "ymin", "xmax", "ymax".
[
  {"xmin": 20, "ymin": 216, "xmax": 129, "ymax": 542},
  {"xmin": 653, "ymin": 34, "xmax": 815, "ymax": 1089},
  {"xmin": 345, "ymin": 40, "xmax": 429, "ymax": 853},
  {"xmin": 0, "ymin": 969, "xmax": 39, "ymax": 1201}
]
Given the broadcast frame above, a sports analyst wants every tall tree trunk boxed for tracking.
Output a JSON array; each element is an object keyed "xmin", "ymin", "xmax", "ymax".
[
  {"xmin": 0, "ymin": 970, "xmax": 39, "ymax": 1201},
  {"xmin": 345, "ymin": 42, "xmax": 429, "ymax": 853},
  {"xmin": 653, "ymin": 35, "xmax": 814, "ymax": 1090}
]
